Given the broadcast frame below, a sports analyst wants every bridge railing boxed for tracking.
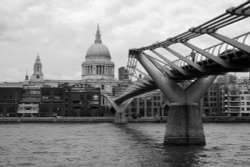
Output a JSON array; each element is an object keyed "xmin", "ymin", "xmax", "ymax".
[
  {"xmin": 127, "ymin": 1, "xmax": 250, "ymax": 78},
  {"xmin": 172, "ymin": 31, "xmax": 250, "ymax": 67},
  {"xmin": 127, "ymin": 31, "xmax": 250, "ymax": 77}
]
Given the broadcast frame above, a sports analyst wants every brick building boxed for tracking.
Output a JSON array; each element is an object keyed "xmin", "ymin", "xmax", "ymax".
[{"xmin": 0, "ymin": 87, "xmax": 22, "ymax": 117}]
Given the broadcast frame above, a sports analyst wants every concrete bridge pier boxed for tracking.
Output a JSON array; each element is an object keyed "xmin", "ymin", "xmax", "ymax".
[
  {"xmin": 165, "ymin": 103, "xmax": 205, "ymax": 145},
  {"xmin": 164, "ymin": 75, "xmax": 217, "ymax": 145},
  {"xmin": 106, "ymin": 96, "xmax": 132, "ymax": 124},
  {"xmin": 136, "ymin": 53, "xmax": 217, "ymax": 145},
  {"xmin": 114, "ymin": 111, "xmax": 127, "ymax": 124}
]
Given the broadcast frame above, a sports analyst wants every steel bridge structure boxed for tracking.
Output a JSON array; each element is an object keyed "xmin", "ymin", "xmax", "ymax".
[{"xmin": 107, "ymin": 1, "xmax": 250, "ymax": 145}]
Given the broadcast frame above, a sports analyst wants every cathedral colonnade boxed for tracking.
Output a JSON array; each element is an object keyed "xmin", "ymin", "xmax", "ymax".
[{"xmin": 82, "ymin": 65, "xmax": 114, "ymax": 75}]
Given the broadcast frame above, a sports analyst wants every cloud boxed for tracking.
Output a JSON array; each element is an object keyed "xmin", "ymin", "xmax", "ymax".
[{"xmin": 0, "ymin": 0, "xmax": 248, "ymax": 82}]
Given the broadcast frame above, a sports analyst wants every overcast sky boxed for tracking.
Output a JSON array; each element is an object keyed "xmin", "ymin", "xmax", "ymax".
[{"xmin": 0, "ymin": 0, "xmax": 248, "ymax": 82}]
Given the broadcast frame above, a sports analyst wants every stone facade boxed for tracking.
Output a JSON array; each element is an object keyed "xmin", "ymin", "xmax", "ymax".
[
  {"xmin": 81, "ymin": 25, "xmax": 118, "ymax": 107},
  {"xmin": 81, "ymin": 25, "xmax": 115, "ymax": 81}
]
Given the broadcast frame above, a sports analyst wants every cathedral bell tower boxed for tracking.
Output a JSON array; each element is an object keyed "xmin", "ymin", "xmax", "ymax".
[{"xmin": 31, "ymin": 54, "xmax": 44, "ymax": 82}]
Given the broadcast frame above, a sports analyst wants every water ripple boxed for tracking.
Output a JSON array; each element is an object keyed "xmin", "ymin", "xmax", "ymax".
[{"xmin": 0, "ymin": 123, "xmax": 250, "ymax": 167}]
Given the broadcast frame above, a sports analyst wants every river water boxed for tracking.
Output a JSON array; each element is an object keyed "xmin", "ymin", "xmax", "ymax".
[{"xmin": 0, "ymin": 123, "xmax": 250, "ymax": 167}]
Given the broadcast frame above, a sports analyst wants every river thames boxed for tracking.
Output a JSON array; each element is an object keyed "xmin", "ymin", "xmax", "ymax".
[{"xmin": 0, "ymin": 123, "xmax": 250, "ymax": 167}]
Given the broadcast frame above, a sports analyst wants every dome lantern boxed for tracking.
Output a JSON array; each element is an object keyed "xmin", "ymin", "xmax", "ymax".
[{"xmin": 95, "ymin": 24, "xmax": 102, "ymax": 44}]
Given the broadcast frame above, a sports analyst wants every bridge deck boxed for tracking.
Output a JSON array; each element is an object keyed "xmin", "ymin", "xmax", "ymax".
[{"xmin": 171, "ymin": 50, "xmax": 250, "ymax": 80}]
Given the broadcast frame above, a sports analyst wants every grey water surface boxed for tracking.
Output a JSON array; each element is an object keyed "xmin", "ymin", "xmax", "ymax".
[{"xmin": 0, "ymin": 123, "xmax": 250, "ymax": 167}]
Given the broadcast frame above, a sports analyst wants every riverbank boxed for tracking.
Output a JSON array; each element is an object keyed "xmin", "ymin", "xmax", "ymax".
[
  {"xmin": 202, "ymin": 116, "xmax": 250, "ymax": 123},
  {"xmin": 1, "ymin": 116, "xmax": 250, "ymax": 123},
  {"xmin": 0, "ymin": 117, "xmax": 114, "ymax": 123}
]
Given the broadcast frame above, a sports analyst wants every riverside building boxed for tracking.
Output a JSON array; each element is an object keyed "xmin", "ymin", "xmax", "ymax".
[
  {"xmin": 0, "ymin": 25, "xmax": 117, "ymax": 117},
  {"xmin": 220, "ymin": 83, "xmax": 250, "ymax": 116},
  {"xmin": 201, "ymin": 83, "xmax": 222, "ymax": 116},
  {"xmin": 126, "ymin": 89, "xmax": 168, "ymax": 120}
]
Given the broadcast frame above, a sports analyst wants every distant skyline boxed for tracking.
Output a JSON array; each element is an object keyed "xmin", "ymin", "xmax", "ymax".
[{"xmin": 0, "ymin": 0, "xmax": 248, "ymax": 82}]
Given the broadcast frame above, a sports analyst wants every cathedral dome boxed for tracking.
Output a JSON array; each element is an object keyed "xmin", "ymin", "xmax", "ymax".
[
  {"xmin": 82, "ymin": 24, "xmax": 115, "ymax": 81},
  {"xmin": 86, "ymin": 43, "xmax": 111, "ymax": 59},
  {"xmin": 85, "ymin": 24, "xmax": 111, "ymax": 60}
]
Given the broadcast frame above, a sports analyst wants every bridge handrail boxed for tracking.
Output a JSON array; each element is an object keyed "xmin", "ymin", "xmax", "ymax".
[
  {"xmin": 127, "ymin": 31, "xmax": 250, "ymax": 74},
  {"xmin": 172, "ymin": 31, "xmax": 250, "ymax": 67}
]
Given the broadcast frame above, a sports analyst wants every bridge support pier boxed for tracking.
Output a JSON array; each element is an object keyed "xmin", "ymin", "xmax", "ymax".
[
  {"xmin": 136, "ymin": 53, "xmax": 217, "ymax": 145},
  {"xmin": 114, "ymin": 111, "xmax": 127, "ymax": 124},
  {"xmin": 106, "ymin": 97, "xmax": 133, "ymax": 124},
  {"xmin": 165, "ymin": 103, "xmax": 205, "ymax": 145}
]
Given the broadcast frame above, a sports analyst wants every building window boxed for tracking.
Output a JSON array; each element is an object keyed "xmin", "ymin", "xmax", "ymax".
[
  {"xmin": 87, "ymin": 95, "xmax": 91, "ymax": 101},
  {"xmin": 80, "ymin": 95, "xmax": 84, "ymax": 100}
]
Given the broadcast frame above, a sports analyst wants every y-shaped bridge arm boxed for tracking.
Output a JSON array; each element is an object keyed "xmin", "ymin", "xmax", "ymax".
[
  {"xmin": 106, "ymin": 96, "xmax": 133, "ymax": 113},
  {"xmin": 136, "ymin": 52, "xmax": 185, "ymax": 103},
  {"xmin": 106, "ymin": 78, "xmax": 158, "ymax": 123},
  {"xmin": 136, "ymin": 52, "xmax": 217, "ymax": 104},
  {"xmin": 185, "ymin": 75, "xmax": 217, "ymax": 103}
]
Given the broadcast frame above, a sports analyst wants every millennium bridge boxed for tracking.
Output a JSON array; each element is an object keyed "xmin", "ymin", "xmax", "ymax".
[{"xmin": 107, "ymin": 1, "xmax": 250, "ymax": 145}]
